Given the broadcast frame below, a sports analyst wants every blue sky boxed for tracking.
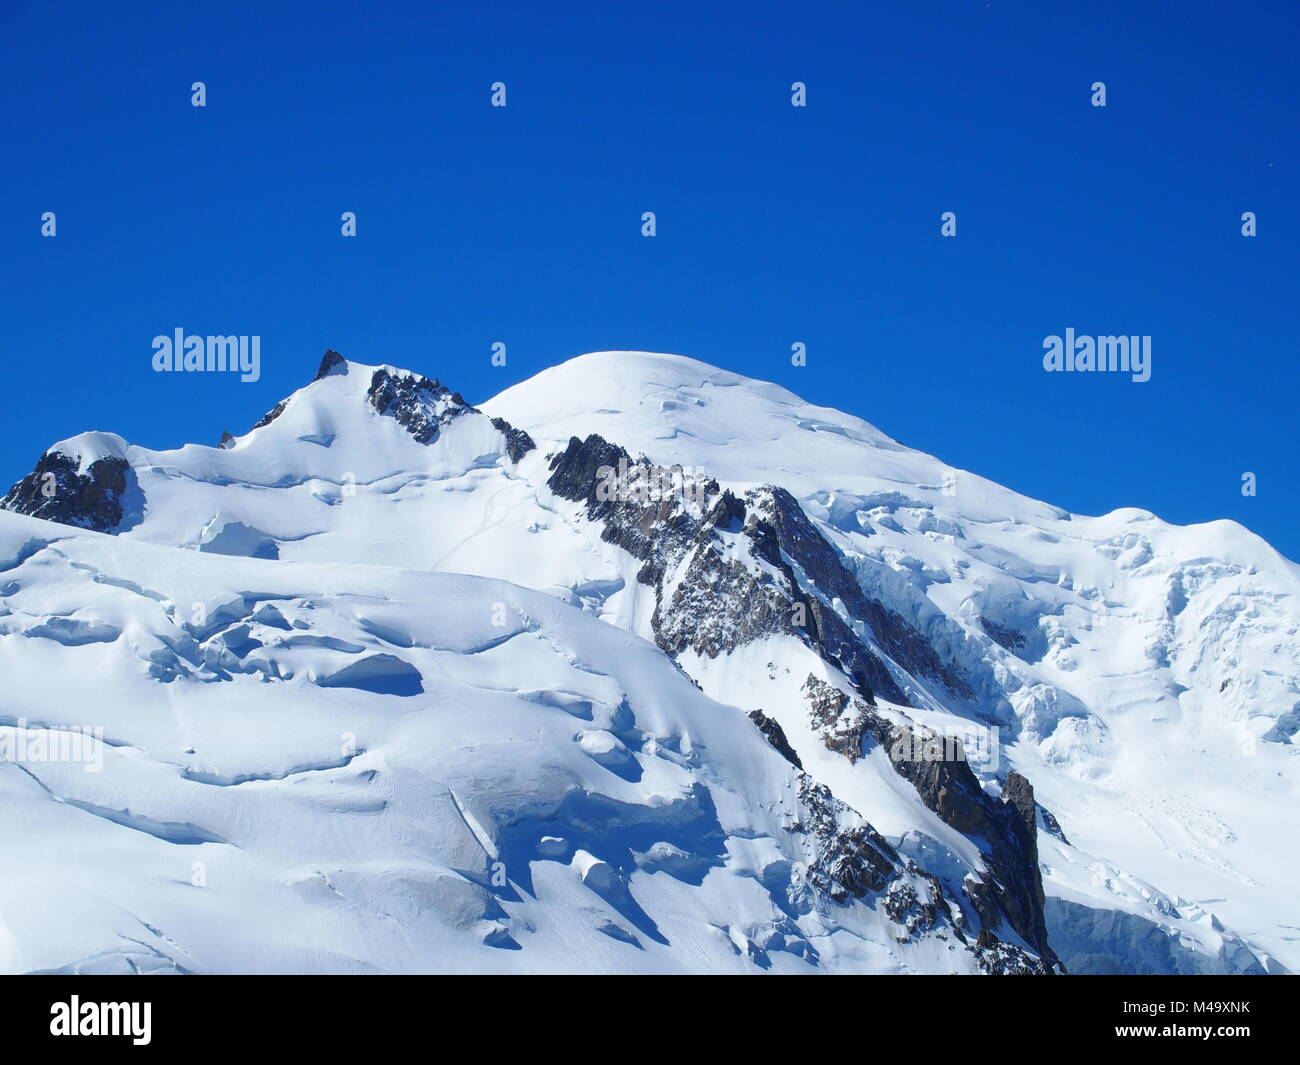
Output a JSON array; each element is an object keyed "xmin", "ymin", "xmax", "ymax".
[{"xmin": 3, "ymin": 0, "xmax": 1297, "ymax": 558}]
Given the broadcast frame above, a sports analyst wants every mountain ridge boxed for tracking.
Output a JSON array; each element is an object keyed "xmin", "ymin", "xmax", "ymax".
[{"xmin": 2, "ymin": 348, "xmax": 1295, "ymax": 975}]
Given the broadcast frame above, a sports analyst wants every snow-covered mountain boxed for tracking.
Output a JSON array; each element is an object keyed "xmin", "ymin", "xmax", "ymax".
[{"xmin": 2, "ymin": 349, "xmax": 1295, "ymax": 974}]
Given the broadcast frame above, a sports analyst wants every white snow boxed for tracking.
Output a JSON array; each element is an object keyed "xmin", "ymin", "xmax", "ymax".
[{"xmin": 3, "ymin": 349, "xmax": 1296, "ymax": 974}]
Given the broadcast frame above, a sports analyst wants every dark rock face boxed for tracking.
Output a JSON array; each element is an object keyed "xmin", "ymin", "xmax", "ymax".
[
  {"xmin": 794, "ymin": 776, "xmax": 899, "ymax": 902},
  {"xmin": 792, "ymin": 771, "xmax": 1048, "ymax": 971},
  {"xmin": 797, "ymin": 673, "xmax": 1057, "ymax": 968},
  {"xmin": 908, "ymin": 756, "xmax": 1049, "ymax": 960},
  {"xmin": 750, "ymin": 488, "xmax": 973, "ymax": 700},
  {"xmin": 802, "ymin": 676, "xmax": 873, "ymax": 763},
  {"xmin": 747, "ymin": 709, "xmax": 803, "ymax": 769},
  {"xmin": 887, "ymin": 746, "xmax": 1051, "ymax": 957},
  {"xmin": 490, "ymin": 417, "xmax": 535, "ymax": 462},
  {"xmin": 1038, "ymin": 804, "xmax": 1070, "ymax": 844},
  {"xmin": 546, "ymin": 433, "xmax": 712, "ymax": 592},
  {"xmin": 364, "ymin": 368, "xmax": 534, "ymax": 462},
  {"xmin": 217, "ymin": 431, "xmax": 237, "ymax": 450},
  {"xmin": 250, "ymin": 399, "xmax": 288, "ymax": 431},
  {"xmin": 545, "ymin": 434, "xmax": 911, "ymax": 709},
  {"xmin": 367, "ymin": 368, "xmax": 474, "ymax": 445},
  {"xmin": 546, "ymin": 435, "xmax": 645, "ymax": 524},
  {"xmin": 2, "ymin": 451, "xmax": 135, "ymax": 533},
  {"xmin": 1002, "ymin": 771, "xmax": 1037, "ymax": 836},
  {"xmin": 314, "ymin": 349, "xmax": 349, "ymax": 380}
]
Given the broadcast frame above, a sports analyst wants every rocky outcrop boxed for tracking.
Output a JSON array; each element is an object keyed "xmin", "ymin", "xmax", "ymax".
[
  {"xmin": 363, "ymin": 364, "xmax": 534, "ymax": 461},
  {"xmin": 792, "ymin": 771, "xmax": 1051, "ymax": 971},
  {"xmin": 545, "ymin": 434, "xmax": 916, "ymax": 708},
  {"xmin": 367, "ymin": 368, "xmax": 475, "ymax": 445},
  {"xmin": 884, "ymin": 872, "xmax": 946, "ymax": 938},
  {"xmin": 897, "ymin": 752, "xmax": 1053, "ymax": 964},
  {"xmin": 1038, "ymin": 804, "xmax": 1070, "ymax": 844},
  {"xmin": 802, "ymin": 676, "xmax": 874, "ymax": 763},
  {"xmin": 747, "ymin": 708, "xmax": 802, "ymax": 769},
  {"xmin": 749, "ymin": 488, "xmax": 973, "ymax": 700},
  {"xmin": 2, "ymin": 451, "xmax": 135, "ymax": 533},
  {"xmin": 794, "ymin": 775, "xmax": 899, "ymax": 902},
  {"xmin": 250, "ymin": 398, "xmax": 288, "ymax": 431},
  {"xmin": 683, "ymin": 488, "xmax": 911, "ymax": 704},
  {"xmin": 974, "ymin": 931, "xmax": 1054, "ymax": 975},
  {"xmin": 652, "ymin": 490, "xmax": 812, "ymax": 660},
  {"xmin": 490, "ymin": 417, "xmax": 535, "ymax": 462},
  {"xmin": 800, "ymin": 673, "xmax": 1058, "ymax": 968},
  {"xmin": 314, "ymin": 348, "xmax": 348, "ymax": 380},
  {"xmin": 739, "ymin": 705, "xmax": 1046, "ymax": 964}
]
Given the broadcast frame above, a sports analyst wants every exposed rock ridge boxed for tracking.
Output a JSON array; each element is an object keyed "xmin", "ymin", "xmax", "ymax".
[
  {"xmin": 363, "ymin": 364, "xmax": 535, "ymax": 459},
  {"xmin": 546, "ymin": 433, "xmax": 974, "ymax": 709},
  {"xmin": 1, "ymin": 355, "xmax": 540, "ymax": 535},
  {"xmin": 801, "ymin": 674, "xmax": 1059, "ymax": 969},
  {"xmin": 785, "ymin": 760, "xmax": 1049, "ymax": 973}
]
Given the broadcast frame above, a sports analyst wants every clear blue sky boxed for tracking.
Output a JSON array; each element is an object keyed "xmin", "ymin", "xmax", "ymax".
[{"xmin": 3, "ymin": 1, "xmax": 1297, "ymax": 558}]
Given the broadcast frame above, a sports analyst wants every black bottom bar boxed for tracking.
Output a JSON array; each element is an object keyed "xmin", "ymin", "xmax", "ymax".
[{"xmin": 1, "ymin": 973, "xmax": 1287, "ymax": 1051}]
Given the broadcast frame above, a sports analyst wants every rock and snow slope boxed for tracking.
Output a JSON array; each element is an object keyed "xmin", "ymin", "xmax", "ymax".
[
  {"xmin": 0, "ymin": 512, "xmax": 1041, "ymax": 974},
  {"xmin": 2, "ymin": 349, "xmax": 1295, "ymax": 974}
]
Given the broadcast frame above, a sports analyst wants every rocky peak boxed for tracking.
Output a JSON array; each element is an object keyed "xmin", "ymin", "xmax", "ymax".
[{"xmin": 314, "ymin": 348, "xmax": 349, "ymax": 380}]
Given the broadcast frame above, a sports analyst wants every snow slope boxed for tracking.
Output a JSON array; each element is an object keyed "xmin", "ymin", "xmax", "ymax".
[
  {"xmin": 1, "ymin": 511, "xmax": 1014, "ymax": 974},
  {"xmin": 488, "ymin": 351, "xmax": 1300, "ymax": 974},
  {"xmin": 2, "ymin": 348, "xmax": 1295, "ymax": 974}
]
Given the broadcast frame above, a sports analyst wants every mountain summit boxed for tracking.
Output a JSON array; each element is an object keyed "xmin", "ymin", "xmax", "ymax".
[{"xmin": 1, "ymin": 349, "xmax": 1294, "ymax": 974}]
